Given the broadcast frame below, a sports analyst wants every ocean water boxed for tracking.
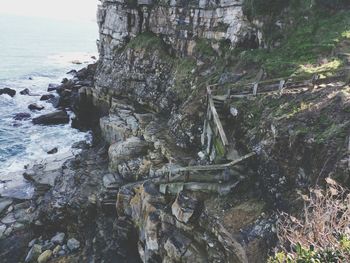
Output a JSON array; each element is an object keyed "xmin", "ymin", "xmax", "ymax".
[{"xmin": 0, "ymin": 15, "xmax": 98, "ymax": 199}]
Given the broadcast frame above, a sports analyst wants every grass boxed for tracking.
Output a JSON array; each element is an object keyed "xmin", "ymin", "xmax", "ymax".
[
  {"xmin": 240, "ymin": 10, "xmax": 350, "ymax": 77},
  {"xmin": 173, "ymin": 58, "xmax": 197, "ymax": 100},
  {"xmin": 125, "ymin": 32, "xmax": 168, "ymax": 53},
  {"xmin": 194, "ymin": 38, "xmax": 216, "ymax": 58}
]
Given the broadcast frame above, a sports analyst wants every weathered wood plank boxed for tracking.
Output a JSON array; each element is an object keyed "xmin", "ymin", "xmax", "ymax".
[
  {"xmin": 278, "ymin": 79, "xmax": 286, "ymax": 95},
  {"xmin": 207, "ymin": 87, "xmax": 229, "ymax": 147},
  {"xmin": 169, "ymin": 152, "xmax": 256, "ymax": 173},
  {"xmin": 253, "ymin": 83, "xmax": 258, "ymax": 96}
]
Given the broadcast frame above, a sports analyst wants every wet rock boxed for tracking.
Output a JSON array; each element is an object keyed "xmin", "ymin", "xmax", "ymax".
[
  {"xmin": 0, "ymin": 88, "xmax": 16, "ymax": 97},
  {"xmin": 37, "ymin": 250, "xmax": 52, "ymax": 263},
  {"xmin": 171, "ymin": 191, "xmax": 201, "ymax": 224},
  {"xmin": 47, "ymin": 148, "xmax": 58, "ymax": 155},
  {"xmin": 25, "ymin": 244, "xmax": 42, "ymax": 263},
  {"xmin": 13, "ymin": 113, "xmax": 31, "ymax": 121},
  {"xmin": 71, "ymin": 60, "xmax": 82, "ymax": 65},
  {"xmin": 61, "ymin": 78, "xmax": 68, "ymax": 84},
  {"xmin": 32, "ymin": 110, "xmax": 69, "ymax": 125},
  {"xmin": 67, "ymin": 238, "xmax": 80, "ymax": 251},
  {"xmin": 66, "ymin": 69, "xmax": 77, "ymax": 75},
  {"xmin": 76, "ymin": 63, "xmax": 96, "ymax": 81},
  {"xmin": 40, "ymin": 94, "xmax": 55, "ymax": 101},
  {"xmin": 28, "ymin": 103, "xmax": 44, "ymax": 111},
  {"xmin": 20, "ymin": 88, "xmax": 30, "ymax": 95},
  {"xmin": 51, "ymin": 233, "xmax": 65, "ymax": 245},
  {"xmin": 47, "ymin": 83, "xmax": 60, "ymax": 92},
  {"xmin": 72, "ymin": 141, "xmax": 90, "ymax": 150}
]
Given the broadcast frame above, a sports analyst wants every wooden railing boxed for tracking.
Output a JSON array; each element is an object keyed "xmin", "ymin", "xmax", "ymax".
[
  {"xmin": 209, "ymin": 67, "xmax": 349, "ymax": 98},
  {"xmin": 202, "ymin": 86, "xmax": 231, "ymax": 161}
]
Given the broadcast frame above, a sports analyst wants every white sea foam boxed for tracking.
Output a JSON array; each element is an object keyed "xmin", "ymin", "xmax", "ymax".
[{"xmin": 0, "ymin": 53, "xmax": 95, "ymax": 199}]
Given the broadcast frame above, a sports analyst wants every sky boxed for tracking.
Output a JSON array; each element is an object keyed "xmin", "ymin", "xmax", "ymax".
[{"xmin": 0, "ymin": 0, "xmax": 99, "ymax": 22}]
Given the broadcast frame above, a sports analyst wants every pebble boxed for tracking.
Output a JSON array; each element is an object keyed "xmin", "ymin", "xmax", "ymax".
[
  {"xmin": 42, "ymin": 240, "xmax": 54, "ymax": 251},
  {"xmin": 37, "ymin": 250, "xmax": 53, "ymax": 263},
  {"xmin": 53, "ymin": 245, "xmax": 61, "ymax": 256},
  {"xmin": 51, "ymin": 232, "xmax": 65, "ymax": 245},
  {"xmin": 67, "ymin": 238, "xmax": 80, "ymax": 251},
  {"xmin": 28, "ymin": 238, "xmax": 37, "ymax": 248},
  {"xmin": 25, "ymin": 244, "xmax": 42, "ymax": 263}
]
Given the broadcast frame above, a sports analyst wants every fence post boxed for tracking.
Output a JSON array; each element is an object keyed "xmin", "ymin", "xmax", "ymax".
[
  {"xmin": 278, "ymin": 80, "xmax": 286, "ymax": 95},
  {"xmin": 253, "ymin": 82, "xmax": 258, "ymax": 96}
]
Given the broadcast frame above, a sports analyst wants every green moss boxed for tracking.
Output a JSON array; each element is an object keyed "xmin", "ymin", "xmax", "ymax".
[
  {"xmin": 125, "ymin": 32, "xmax": 168, "ymax": 53},
  {"xmin": 173, "ymin": 58, "xmax": 196, "ymax": 100},
  {"xmin": 315, "ymin": 121, "xmax": 349, "ymax": 143},
  {"xmin": 213, "ymin": 136, "xmax": 226, "ymax": 158},
  {"xmin": 194, "ymin": 38, "xmax": 216, "ymax": 58},
  {"xmin": 241, "ymin": 10, "xmax": 350, "ymax": 77}
]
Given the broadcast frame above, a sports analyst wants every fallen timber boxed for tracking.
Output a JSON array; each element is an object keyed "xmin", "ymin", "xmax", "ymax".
[{"xmin": 112, "ymin": 152, "xmax": 256, "ymax": 195}]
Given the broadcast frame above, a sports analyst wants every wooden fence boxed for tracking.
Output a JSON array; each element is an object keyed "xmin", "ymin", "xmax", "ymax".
[{"xmin": 201, "ymin": 86, "xmax": 231, "ymax": 161}]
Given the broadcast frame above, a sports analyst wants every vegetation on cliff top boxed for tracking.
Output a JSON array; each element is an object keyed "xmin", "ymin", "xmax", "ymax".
[{"xmin": 240, "ymin": 9, "xmax": 350, "ymax": 77}]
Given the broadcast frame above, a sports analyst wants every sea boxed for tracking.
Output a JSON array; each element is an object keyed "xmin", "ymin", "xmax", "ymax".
[{"xmin": 0, "ymin": 14, "xmax": 98, "ymax": 199}]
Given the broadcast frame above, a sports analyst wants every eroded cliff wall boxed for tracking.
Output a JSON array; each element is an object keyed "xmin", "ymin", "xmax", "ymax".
[{"xmin": 97, "ymin": 0, "xmax": 254, "ymax": 59}]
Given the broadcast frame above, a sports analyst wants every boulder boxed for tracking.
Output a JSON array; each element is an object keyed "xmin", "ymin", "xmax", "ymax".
[
  {"xmin": 25, "ymin": 244, "xmax": 42, "ymax": 263},
  {"xmin": 164, "ymin": 232, "xmax": 192, "ymax": 261},
  {"xmin": 103, "ymin": 174, "xmax": 121, "ymax": 189},
  {"xmin": 37, "ymin": 250, "xmax": 52, "ymax": 263},
  {"xmin": 0, "ymin": 198, "xmax": 13, "ymax": 215},
  {"xmin": 20, "ymin": 88, "xmax": 30, "ymax": 95},
  {"xmin": 52, "ymin": 245, "xmax": 61, "ymax": 255},
  {"xmin": 171, "ymin": 191, "xmax": 201, "ymax": 224},
  {"xmin": 40, "ymin": 94, "xmax": 55, "ymax": 101},
  {"xmin": 108, "ymin": 137, "xmax": 150, "ymax": 171},
  {"xmin": 0, "ymin": 88, "xmax": 16, "ymax": 97},
  {"xmin": 13, "ymin": 113, "xmax": 31, "ymax": 121},
  {"xmin": 51, "ymin": 233, "xmax": 65, "ymax": 245},
  {"xmin": 67, "ymin": 238, "xmax": 80, "ymax": 251},
  {"xmin": 28, "ymin": 103, "xmax": 44, "ymax": 111},
  {"xmin": 32, "ymin": 111, "xmax": 69, "ymax": 125}
]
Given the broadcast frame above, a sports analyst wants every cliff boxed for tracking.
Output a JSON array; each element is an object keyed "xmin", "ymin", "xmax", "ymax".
[
  {"xmin": 82, "ymin": 0, "xmax": 350, "ymax": 262},
  {"xmin": 0, "ymin": 1, "xmax": 349, "ymax": 262}
]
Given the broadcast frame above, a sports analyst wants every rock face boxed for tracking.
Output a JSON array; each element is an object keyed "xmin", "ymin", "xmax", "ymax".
[
  {"xmin": 108, "ymin": 137, "xmax": 151, "ymax": 171},
  {"xmin": 97, "ymin": 0, "xmax": 254, "ymax": 60}
]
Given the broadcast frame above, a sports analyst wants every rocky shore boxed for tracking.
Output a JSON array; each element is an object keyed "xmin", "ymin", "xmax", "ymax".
[{"xmin": 0, "ymin": 59, "xmax": 273, "ymax": 262}]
